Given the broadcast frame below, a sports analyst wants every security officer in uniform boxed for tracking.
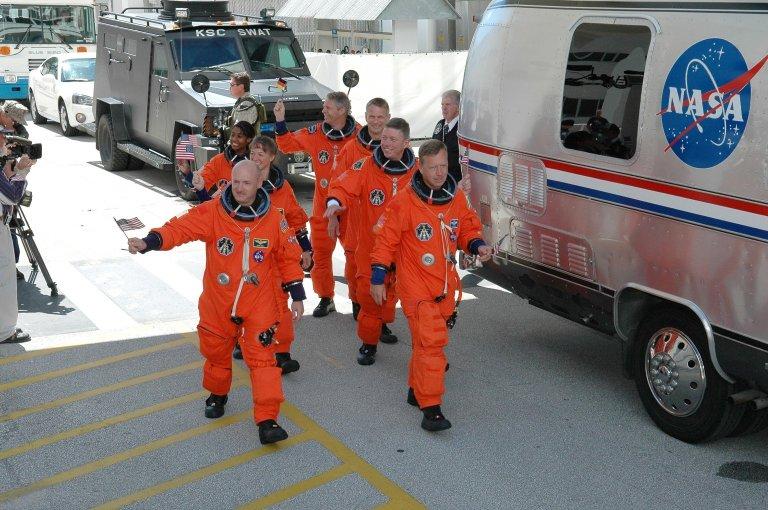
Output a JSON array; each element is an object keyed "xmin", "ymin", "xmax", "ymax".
[
  {"xmin": 369, "ymin": 140, "xmax": 492, "ymax": 431},
  {"xmin": 127, "ymin": 160, "xmax": 305, "ymax": 445},
  {"xmin": 431, "ymin": 90, "xmax": 461, "ymax": 185},
  {"xmin": 225, "ymin": 72, "xmax": 266, "ymax": 139}
]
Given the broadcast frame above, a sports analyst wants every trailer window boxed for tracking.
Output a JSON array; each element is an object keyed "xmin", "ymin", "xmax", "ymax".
[{"xmin": 561, "ymin": 23, "xmax": 651, "ymax": 160}]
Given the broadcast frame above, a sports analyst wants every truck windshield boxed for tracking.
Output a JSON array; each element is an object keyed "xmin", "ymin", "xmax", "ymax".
[
  {"xmin": 0, "ymin": 4, "xmax": 96, "ymax": 44},
  {"xmin": 241, "ymin": 35, "xmax": 305, "ymax": 76},
  {"xmin": 61, "ymin": 58, "xmax": 95, "ymax": 81},
  {"xmin": 170, "ymin": 36, "xmax": 246, "ymax": 74}
]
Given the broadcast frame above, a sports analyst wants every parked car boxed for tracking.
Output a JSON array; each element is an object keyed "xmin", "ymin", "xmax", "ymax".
[{"xmin": 28, "ymin": 52, "xmax": 96, "ymax": 136}]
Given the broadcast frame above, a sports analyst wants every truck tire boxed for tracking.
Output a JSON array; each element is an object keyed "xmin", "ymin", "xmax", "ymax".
[
  {"xmin": 728, "ymin": 406, "xmax": 768, "ymax": 437},
  {"xmin": 127, "ymin": 157, "xmax": 145, "ymax": 170},
  {"xmin": 172, "ymin": 135, "xmax": 198, "ymax": 201},
  {"xmin": 97, "ymin": 114, "xmax": 129, "ymax": 171},
  {"xmin": 59, "ymin": 101, "xmax": 77, "ymax": 137},
  {"xmin": 28, "ymin": 92, "xmax": 46, "ymax": 125},
  {"xmin": 632, "ymin": 308, "xmax": 744, "ymax": 443}
]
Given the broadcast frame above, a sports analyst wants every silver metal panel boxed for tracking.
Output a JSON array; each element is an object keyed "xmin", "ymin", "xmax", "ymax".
[
  {"xmin": 460, "ymin": 4, "xmax": 768, "ymax": 348},
  {"xmin": 511, "ymin": 220, "xmax": 596, "ymax": 280}
]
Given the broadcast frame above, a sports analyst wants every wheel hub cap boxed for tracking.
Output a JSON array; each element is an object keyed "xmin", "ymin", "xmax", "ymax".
[{"xmin": 645, "ymin": 327, "xmax": 706, "ymax": 417}]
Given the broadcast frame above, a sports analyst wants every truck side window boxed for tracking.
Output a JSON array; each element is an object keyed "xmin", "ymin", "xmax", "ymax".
[
  {"xmin": 560, "ymin": 23, "xmax": 651, "ymax": 160},
  {"xmin": 153, "ymin": 46, "xmax": 168, "ymax": 78}
]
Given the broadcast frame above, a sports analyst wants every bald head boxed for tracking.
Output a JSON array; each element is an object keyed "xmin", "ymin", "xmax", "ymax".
[{"xmin": 231, "ymin": 160, "xmax": 266, "ymax": 205}]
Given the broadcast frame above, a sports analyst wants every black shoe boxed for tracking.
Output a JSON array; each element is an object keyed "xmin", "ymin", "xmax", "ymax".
[
  {"xmin": 1, "ymin": 328, "xmax": 31, "ymax": 344},
  {"xmin": 276, "ymin": 352, "xmax": 300, "ymax": 375},
  {"xmin": 357, "ymin": 344, "xmax": 377, "ymax": 366},
  {"xmin": 380, "ymin": 324, "xmax": 398, "ymax": 344},
  {"xmin": 313, "ymin": 297, "xmax": 336, "ymax": 317},
  {"xmin": 352, "ymin": 302, "xmax": 361, "ymax": 321},
  {"xmin": 258, "ymin": 419, "xmax": 288, "ymax": 444},
  {"xmin": 16, "ymin": 269, "xmax": 23, "ymax": 280},
  {"xmin": 232, "ymin": 342, "xmax": 243, "ymax": 360},
  {"xmin": 407, "ymin": 387, "xmax": 419, "ymax": 407},
  {"xmin": 421, "ymin": 405, "xmax": 452, "ymax": 432},
  {"xmin": 204, "ymin": 393, "xmax": 228, "ymax": 419}
]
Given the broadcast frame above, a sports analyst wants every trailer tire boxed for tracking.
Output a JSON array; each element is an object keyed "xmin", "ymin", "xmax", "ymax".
[
  {"xmin": 172, "ymin": 135, "xmax": 198, "ymax": 201},
  {"xmin": 97, "ymin": 114, "xmax": 129, "ymax": 171},
  {"xmin": 728, "ymin": 406, "xmax": 768, "ymax": 437},
  {"xmin": 633, "ymin": 308, "xmax": 744, "ymax": 443}
]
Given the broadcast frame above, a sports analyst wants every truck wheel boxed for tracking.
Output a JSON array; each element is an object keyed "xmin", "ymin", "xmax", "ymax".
[
  {"xmin": 728, "ymin": 407, "xmax": 768, "ymax": 437},
  {"xmin": 97, "ymin": 114, "xmax": 129, "ymax": 171},
  {"xmin": 173, "ymin": 135, "xmax": 198, "ymax": 201},
  {"xmin": 28, "ymin": 92, "xmax": 46, "ymax": 125},
  {"xmin": 127, "ymin": 157, "xmax": 145, "ymax": 170},
  {"xmin": 632, "ymin": 308, "xmax": 744, "ymax": 443},
  {"xmin": 59, "ymin": 101, "xmax": 77, "ymax": 136}
]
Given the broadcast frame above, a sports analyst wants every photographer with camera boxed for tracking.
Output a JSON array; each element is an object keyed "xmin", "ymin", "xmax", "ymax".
[
  {"xmin": 1, "ymin": 101, "xmax": 30, "ymax": 139},
  {"xmin": 0, "ymin": 131, "xmax": 35, "ymax": 343}
]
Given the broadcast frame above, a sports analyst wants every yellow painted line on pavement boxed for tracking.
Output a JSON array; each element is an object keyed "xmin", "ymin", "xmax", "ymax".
[
  {"xmin": 0, "ymin": 361, "xmax": 202, "ymax": 423},
  {"xmin": 279, "ymin": 403, "xmax": 425, "ymax": 509},
  {"xmin": 92, "ymin": 432, "xmax": 316, "ymax": 510},
  {"xmin": 0, "ymin": 385, "xmax": 225, "ymax": 461},
  {"xmin": 0, "ymin": 346, "xmax": 73, "ymax": 366},
  {"xmin": 0, "ymin": 411, "xmax": 250, "ymax": 504},
  {"xmin": 0, "ymin": 337, "xmax": 193, "ymax": 391},
  {"xmin": 239, "ymin": 463, "xmax": 353, "ymax": 509}
]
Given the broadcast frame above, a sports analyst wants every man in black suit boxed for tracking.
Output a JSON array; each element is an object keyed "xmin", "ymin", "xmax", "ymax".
[{"xmin": 431, "ymin": 90, "xmax": 461, "ymax": 184}]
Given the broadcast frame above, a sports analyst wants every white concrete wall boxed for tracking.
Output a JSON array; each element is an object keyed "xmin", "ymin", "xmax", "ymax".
[{"xmin": 305, "ymin": 51, "xmax": 467, "ymax": 138}]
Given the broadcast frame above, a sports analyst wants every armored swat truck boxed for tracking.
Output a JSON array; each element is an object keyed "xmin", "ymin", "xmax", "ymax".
[{"xmin": 91, "ymin": 0, "xmax": 332, "ymax": 199}]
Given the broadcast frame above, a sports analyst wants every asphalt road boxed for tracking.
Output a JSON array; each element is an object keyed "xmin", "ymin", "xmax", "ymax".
[{"xmin": 1, "ymin": 122, "xmax": 766, "ymax": 509}]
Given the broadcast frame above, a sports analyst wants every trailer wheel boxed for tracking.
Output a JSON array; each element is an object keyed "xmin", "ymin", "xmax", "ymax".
[
  {"xmin": 97, "ymin": 114, "xmax": 129, "ymax": 171},
  {"xmin": 728, "ymin": 407, "xmax": 768, "ymax": 437},
  {"xmin": 28, "ymin": 92, "xmax": 46, "ymax": 125},
  {"xmin": 172, "ymin": 135, "xmax": 198, "ymax": 201},
  {"xmin": 633, "ymin": 308, "xmax": 744, "ymax": 443}
]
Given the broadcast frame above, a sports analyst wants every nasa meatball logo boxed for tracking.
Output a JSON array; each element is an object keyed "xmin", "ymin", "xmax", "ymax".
[
  {"xmin": 660, "ymin": 39, "xmax": 767, "ymax": 168},
  {"xmin": 318, "ymin": 150, "xmax": 330, "ymax": 164},
  {"xmin": 217, "ymin": 237, "xmax": 234, "ymax": 256},
  {"xmin": 369, "ymin": 189, "xmax": 385, "ymax": 206},
  {"xmin": 253, "ymin": 250, "xmax": 265, "ymax": 263},
  {"xmin": 422, "ymin": 253, "xmax": 435, "ymax": 266}
]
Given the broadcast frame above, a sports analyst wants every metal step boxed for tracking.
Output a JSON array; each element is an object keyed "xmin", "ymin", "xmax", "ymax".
[
  {"xmin": 116, "ymin": 142, "xmax": 174, "ymax": 171},
  {"xmin": 78, "ymin": 121, "xmax": 96, "ymax": 137}
]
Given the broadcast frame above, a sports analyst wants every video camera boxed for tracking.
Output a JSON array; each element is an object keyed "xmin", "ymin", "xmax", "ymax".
[{"xmin": 3, "ymin": 135, "xmax": 43, "ymax": 160}]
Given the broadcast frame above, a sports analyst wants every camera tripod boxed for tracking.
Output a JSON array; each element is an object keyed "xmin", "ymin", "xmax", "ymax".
[{"xmin": 10, "ymin": 206, "xmax": 58, "ymax": 296}]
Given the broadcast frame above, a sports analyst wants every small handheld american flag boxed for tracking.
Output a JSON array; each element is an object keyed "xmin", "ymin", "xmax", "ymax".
[
  {"xmin": 114, "ymin": 217, "xmax": 145, "ymax": 238},
  {"xmin": 175, "ymin": 133, "xmax": 198, "ymax": 163}
]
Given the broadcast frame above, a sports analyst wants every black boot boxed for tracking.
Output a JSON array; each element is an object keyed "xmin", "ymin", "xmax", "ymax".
[
  {"xmin": 204, "ymin": 393, "xmax": 228, "ymax": 419},
  {"xmin": 1, "ymin": 328, "xmax": 30, "ymax": 344},
  {"xmin": 380, "ymin": 324, "xmax": 398, "ymax": 344},
  {"xmin": 421, "ymin": 405, "xmax": 451, "ymax": 432},
  {"xmin": 232, "ymin": 342, "xmax": 243, "ymax": 360},
  {"xmin": 407, "ymin": 387, "xmax": 419, "ymax": 407},
  {"xmin": 352, "ymin": 302, "xmax": 361, "ymax": 321},
  {"xmin": 276, "ymin": 352, "xmax": 300, "ymax": 375},
  {"xmin": 258, "ymin": 420, "xmax": 288, "ymax": 444},
  {"xmin": 357, "ymin": 344, "xmax": 377, "ymax": 366},
  {"xmin": 313, "ymin": 297, "xmax": 336, "ymax": 317}
]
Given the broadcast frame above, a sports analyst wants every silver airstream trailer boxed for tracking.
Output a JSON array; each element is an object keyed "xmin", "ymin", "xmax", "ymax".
[{"xmin": 460, "ymin": 0, "xmax": 768, "ymax": 442}]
